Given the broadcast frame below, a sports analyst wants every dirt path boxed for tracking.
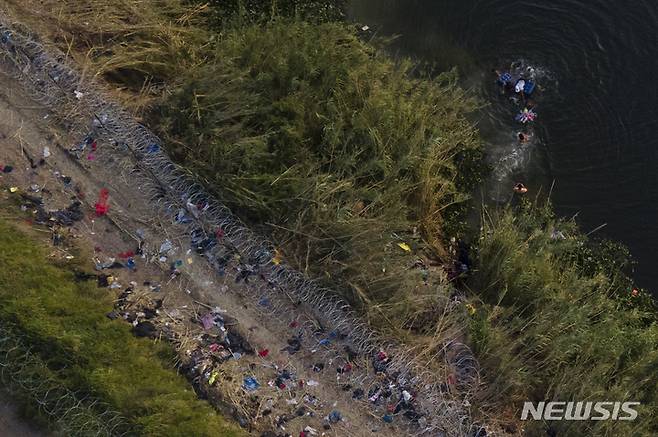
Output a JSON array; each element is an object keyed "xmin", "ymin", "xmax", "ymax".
[{"xmin": 0, "ymin": 68, "xmax": 417, "ymax": 436}]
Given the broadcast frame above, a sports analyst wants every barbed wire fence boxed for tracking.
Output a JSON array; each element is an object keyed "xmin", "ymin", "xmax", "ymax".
[
  {"xmin": 0, "ymin": 324, "xmax": 131, "ymax": 437},
  {"xmin": 0, "ymin": 13, "xmax": 484, "ymax": 436}
]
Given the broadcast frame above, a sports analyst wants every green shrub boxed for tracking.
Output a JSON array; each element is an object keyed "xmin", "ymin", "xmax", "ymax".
[
  {"xmin": 154, "ymin": 21, "xmax": 481, "ymax": 331},
  {"xmin": 467, "ymin": 202, "xmax": 658, "ymax": 435}
]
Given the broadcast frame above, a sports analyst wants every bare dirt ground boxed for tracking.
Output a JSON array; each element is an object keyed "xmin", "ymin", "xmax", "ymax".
[{"xmin": 0, "ymin": 67, "xmax": 416, "ymax": 435}]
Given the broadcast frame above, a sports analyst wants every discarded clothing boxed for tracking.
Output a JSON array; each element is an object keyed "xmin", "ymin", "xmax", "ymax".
[
  {"xmin": 132, "ymin": 321, "xmax": 157, "ymax": 338},
  {"xmin": 200, "ymin": 311, "xmax": 224, "ymax": 331},
  {"xmin": 243, "ymin": 376, "xmax": 260, "ymax": 391},
  {"xmin": 95, "ymin": 188, "xmax": 110, "ymax": 216},
  {"xmin": 282, "ymin": 336, "xmax": 302, "ymax": 355},
  {"xmin": 50, "ymin": 201, "xmax": 84, "ymax": 226},
  {"xmin": 159, "ymin": 239, "xmax": 173, "ymax": 254},
  {"xmin": 327, "ymin": 410, "xmax": 342, "ymax": 423}
]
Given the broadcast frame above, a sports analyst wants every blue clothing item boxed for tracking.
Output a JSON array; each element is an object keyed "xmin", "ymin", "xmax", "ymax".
[
  {"xmin": 524, "ymin": 80, "xmax": 536, "ymax": 96},
  {"xmin": 498, "ymin": 71, "xmax": 512, "ymax": 85},
  {"xmin": 243, "ymin": 376, "xmax": 260, "ymax": 391}
]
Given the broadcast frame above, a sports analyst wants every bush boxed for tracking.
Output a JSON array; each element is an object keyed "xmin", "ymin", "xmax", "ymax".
[
  {"xmin": 467, "ymin": 202, "xmax": 658, "ymax": 435},
  {"xmin": 154, "ymin": 21, "xmax": 481, "ymax": 333}
]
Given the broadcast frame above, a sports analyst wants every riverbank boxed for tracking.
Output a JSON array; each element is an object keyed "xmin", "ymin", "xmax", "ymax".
[{"xmin": 1, "ymin": 1, "xmax": 657, "ymax": 435}]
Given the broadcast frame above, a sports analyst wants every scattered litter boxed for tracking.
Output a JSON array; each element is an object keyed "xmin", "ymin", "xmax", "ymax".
[
  {"xmin": 95, "ymin": 188, "xmax": 110, "ymax": 216},
  {"xmin": 200, "ymin": 310, "xmax": 225, "ymax": 331},
  {"xmin": 176, "ymin": 208, "xmax": 192, "ymax": 224},
  {"xmin": 352, "ymin": 388, "xmax": 364, "ymax": 399},
  {"xmin": 126, "ymin": 258, "xmax": 136, "ymax": 270},
  {"xmin": 383, "ymin": 414, "xmax": 393, "ymax": 423},
  {"xmin": 20, "ymin": 195, "xmax": 84, "ymax": 227},
  {"xmin": 95, "ymin": 257, "xmax": 125, "ymax": 270},
  {"xmin": 159, "ymin": 239, "xmax": 173, "ymax": 254},
  {"xmin": 258, "ymin": 349, "xmax": 269, "ymax": 358},
  {"xmin": 307, "ymin": 380, "xmax": 319, "ymax": 387},
  {"xmin": 43, "ymin": 146, "xmax": 51, "ymax": 158},
  {"xmin": 304, "ymin": 426, "xmax": 318, "ymax": 436},
  {"xmin": 2, "ymin": 165, "xmax": 14, "ymax": 173},
  {"xmin": 147, "ymin": 143, "xmax": 160, "ymax": 153},
  {"xmin": 9, "ymin": 187, "xmax": 18, "ymax": 193},
  {"xmin": 361, "ymin": 25, "xmax": 370, "ymax": 31},
  {"xmin": 243, "ymin": 376, "xmax": 260, "ymax": 391},
  {"xmin": 282, "ymin": 336, "xmax": 302, "ymax": 355},
  {"xmin": 74, "ymin": 90, "xmax": 84, "ymax": 100},
  {"xmin": 97, "ymin": 274, "xmax": 109, "ymax": 288},
  {"xmin": 397, "ymin": 242, "xmax": 411, "ymax": 252},
  {"xmin": 132, "ymin": 321, "xmax": 157, "ymax": 338},
  {"xmin": 327, "ymin": 410, "xmax": 342, "ymax": 423},
  {"xmin": 208, "ymin": 371, "xmax": 219, "ymax": 385}
]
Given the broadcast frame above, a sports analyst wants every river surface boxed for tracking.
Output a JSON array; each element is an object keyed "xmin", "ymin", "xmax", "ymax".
[{"xmin": 350, "ymin": 0, "xmax": 658, "ymax": 290}]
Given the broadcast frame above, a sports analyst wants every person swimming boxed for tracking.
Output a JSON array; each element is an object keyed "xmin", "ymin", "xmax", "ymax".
[
  {"xmin": 518, "ymin": 132, "xmax": 531, "ymax": 143},
  {"xmin": 493, "ymin": 69, "xmax": 513, "ymax": 88},
  {"xmin": 516, "ymin": 107, "xmax": 537, "ymax": 124},
  {"xmin": 513, "ymin": 183, "xmax": 528, "ymax": 194},
  {"xmin": 514, "ymin": 78, "xmax": 526, "ymax": 94}
]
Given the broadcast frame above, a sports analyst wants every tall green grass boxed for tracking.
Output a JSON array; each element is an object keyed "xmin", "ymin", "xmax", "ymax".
[
  {"xmin": 152, "ymin": 20, "xmax": 482, "ymax": 336},
  {"xmin": 467, "ymin": 201, "xmax": 658, "ymax": 435}
]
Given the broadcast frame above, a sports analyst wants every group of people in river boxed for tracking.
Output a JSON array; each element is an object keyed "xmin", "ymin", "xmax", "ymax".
[{"xmin": 492, "ymin": 62, "xmax": 540, "ymax": 195}]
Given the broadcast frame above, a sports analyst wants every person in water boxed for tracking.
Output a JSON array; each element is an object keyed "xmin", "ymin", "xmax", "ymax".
[
  {"xmin": 515, "ymin": 78, "xmax": 526, "ymax": 94},
  {"xmin": 518, "ymin": 132, "xmax": 531, "ymax": 143},
  {"xmin": 492, "ymin": 69, "xmax": 513, "ymax": 88},
  {"xmin": 513, "ymin": 183, "xmax": 528, "ymax": 194}
]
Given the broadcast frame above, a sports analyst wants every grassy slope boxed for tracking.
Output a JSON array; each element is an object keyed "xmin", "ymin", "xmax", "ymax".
[
  {"xmin": 468, "ymin": 201, "xmax": 658, "ymax": 435},
  {"xmin": 0, "ymin": 219, "xmax": 242, "ymax": 437}
]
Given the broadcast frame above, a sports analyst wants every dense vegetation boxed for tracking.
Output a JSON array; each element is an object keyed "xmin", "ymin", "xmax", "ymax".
[
  {"xmin": 469, "ymin": 201, "xmax": 657, "ymax": 435},
  {"xmin": 0, "ymin": 219, "xmax": 241, "ymax": 437},
  {"xmin": 154, "ymin": 20, "xmax": 482, "ymax": 333},
  {"xmin": 2, "ymin": 0, "xmax": 657, "ymax": 435}
]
